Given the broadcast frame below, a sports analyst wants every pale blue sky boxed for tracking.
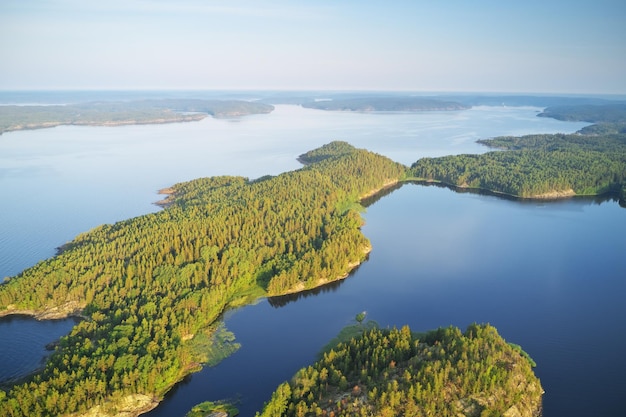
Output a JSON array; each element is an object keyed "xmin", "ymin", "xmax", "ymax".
[{"xmin": 1, "ymin": 0, "xmax": 624, "ymax": 93}]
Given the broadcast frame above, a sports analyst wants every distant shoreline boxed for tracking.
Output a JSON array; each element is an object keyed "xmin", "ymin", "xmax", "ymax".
[
  {"xmin": 0, "ymin": 114, "xmax": 207, "ymax": 135},
  {"xmin": 0, "ymin": 99, "xmax": 275, "ymax": 135}
]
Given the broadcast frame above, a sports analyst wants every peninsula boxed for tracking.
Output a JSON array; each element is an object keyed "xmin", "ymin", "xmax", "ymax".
[{"xmin": 0, "ymin": 142, "xmax": 406, "ymax": 417}]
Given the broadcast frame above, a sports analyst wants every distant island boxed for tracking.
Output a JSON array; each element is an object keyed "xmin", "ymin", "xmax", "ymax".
[
  {"xmin": 253, "ymin": 91, "xmax": 622, "ymax": 109},
  {"xmin": 538, "ymin": 102, "xmax": 626, "ymax": 123},
  {"xmin": 0, "ymin": 99, "xmax": 274, "ymax": 135},
  {"xmin": 301, "ymin": 96, "xmax": 469, "ymax": 112}
]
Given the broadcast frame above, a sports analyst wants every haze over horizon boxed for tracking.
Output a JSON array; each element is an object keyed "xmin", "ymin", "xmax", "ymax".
[{"xmin": 1, "ymin": 0, "xmax": 625, "ymax": 94}]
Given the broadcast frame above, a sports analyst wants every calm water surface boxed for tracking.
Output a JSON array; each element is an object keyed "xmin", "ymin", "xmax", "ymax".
[
  {"xmin": 2, "ymin": 105, "xmax": 617, "ymax": 416},
  {"xmin": 0, "ymin": 315, "xmax": 78, "ymax": 385},
  {"xmin": 146, "ymin": 185, "xmax": 626, "ymax": 417},
  {"xmin": 0, "ymin": 105, "xmax": 587, "ymax": 278}
]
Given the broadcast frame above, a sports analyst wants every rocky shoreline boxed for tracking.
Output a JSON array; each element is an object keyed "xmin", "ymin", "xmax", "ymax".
[
  {"xmin": 0, "ymin": 300, "xmax": 86, "ymax": 320},
  {"xmin": 153, "ymin": 187, "xmax": 176, "ymax": 208}
]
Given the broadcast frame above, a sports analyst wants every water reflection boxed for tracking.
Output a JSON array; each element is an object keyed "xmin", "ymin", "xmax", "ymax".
[
  {"xmin": 267, "ymin": 264, "xmax": 363, "ymax": 308},
  {"xmin": 413, "ymin": 180, "xmax": 623, "ymax": 208},
  {"xmin": 360, "ymin": 183, "xmax": 404, "ymax": 207}
]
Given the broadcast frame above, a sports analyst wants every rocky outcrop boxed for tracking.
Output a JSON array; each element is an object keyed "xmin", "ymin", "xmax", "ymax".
[
  {"xmin": 0, "ymin": 301, "xmax": 85, "ymax": 320},
  {"xmin": 531, "ymin": 189, "xmax": 576, "ymax": 199},
  {"xmin": 69, "ymin": 394, "xmax": 159, "ymax": 417}
]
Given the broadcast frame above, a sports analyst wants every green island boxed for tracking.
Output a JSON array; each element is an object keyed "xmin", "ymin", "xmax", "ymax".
[
  {"xmin": 1, "ymin": 102, "xmax": 625, "ymax": 416},
  {"xmin": 185, "ymin": 400, "xmax": 239, "ymax": 417},
  {"xmin": 301, "ymin": 96, "xmax": 468, "ymax": 112},
  {"xmin": 0, "ymin": 99, "xmax": 274, "ymax": 135},
  {"xmin": 409, "ymin": 104, "xmax": 626, "ymax": 205},
  {"xmin": 0, "ymin": 141, "xmax": 406, "ymax": 416},
  {"xmin": 257, "ymin": 323, "xmax": 542, "ymax": 417}
]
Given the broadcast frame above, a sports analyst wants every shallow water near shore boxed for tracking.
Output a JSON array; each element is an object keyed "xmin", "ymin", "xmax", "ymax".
[{"xmin": 2, "ymin": 104, "xmax": 620, "ymax": 416}]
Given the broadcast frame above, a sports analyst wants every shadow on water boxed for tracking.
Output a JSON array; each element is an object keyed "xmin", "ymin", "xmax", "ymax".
[
  {"xmin": 270, "ymin": 180, "xmax": 621, "ymax": 310},
  {"xmin": 360, "ymin": 182, "xmax": 405, "ymax": 207},
  {"xmin": 265, "ymin": 182, "xmax": 409, "ymax": 310},
  {"xmin": 267, "ymin": 261, "xmax": 367, "ymax": 308},
  {"xmin": 404, "ymin": 180, "xmax": 622, "ymax": 208},
  {"xmin": 145, "ymin": 178, "xmax": 626, "ymax": 417}
]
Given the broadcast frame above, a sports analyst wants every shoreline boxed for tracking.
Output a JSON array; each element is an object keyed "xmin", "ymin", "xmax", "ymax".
[
  {"xmin": 271, "ymin": 244, "xmax": 372, "ymax": 297},
  {"xmin": 359, "ymin": 179, "xmax": 400, "ymax": 200},
  {"xmin": 0, "ymin": 300, "xmax": 87, "ymax": 321},
  {"xmin": 0, "ymin": 179, "xmax": 394, "ymax": 417},
  {"xmin": 407, "ymin": 177, "xmax": 614, "ymax": 201},
  {"xmin": 153, "ymin": 187, "xmax": 176, "ymax": 208},
  {"xmin": 1, "ymin": 168, "xmax": 618, "ymax": 416},
  {"xmin": 0, "ymin": 114, "xmax": 207, "ymax": 136}
]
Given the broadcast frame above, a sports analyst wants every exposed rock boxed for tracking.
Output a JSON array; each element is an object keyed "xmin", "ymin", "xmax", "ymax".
[
  {"xmin": 531, "ymin": 189, "xmax": 576, "ymax": 199},
  {"xmin": 69, "ymin": 394, "xmax": 159, "ymax": 417},
  {"xmin": 0, "ymin": 301, "xmax": 86, "ymax": 320}
]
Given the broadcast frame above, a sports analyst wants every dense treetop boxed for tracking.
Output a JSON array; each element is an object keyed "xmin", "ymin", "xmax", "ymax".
[
  {"xmin": 257, "ymin": 323, "xmax": 542, "ymax": 417},
  {"xmin": 410, "ymin": 126, "xmax": 626, "ymax": 203},
  {"xmin": 1, "ymin": 100, "xmax": 624, "ymax": 415},
  {"xmin": 0, "ymin": 142, "xmax": 405, "ymax": 417}
]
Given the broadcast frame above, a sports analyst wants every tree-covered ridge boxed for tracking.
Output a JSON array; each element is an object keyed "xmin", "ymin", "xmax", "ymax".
[
  {"xmin": 299, "ymin": 142, "xmax": 407, "ymax": 201},
  {"xmin": 0, "ymin": 99, "xmax": 274, "ymax": 134},
  {"xmin": 298, "ymin": 141, "xmax": 358, "ymax": 164},
  {"xmin": 410, "ymin": 129, "xmax": 626, "ymax": 201},
  {"xmin": 0, "ymin": 142, "xmax": 406, "ymax": 417},
  {"xmin": 538, "ymin": 102, "xmax": 626, "ymax": 123},
  {"xmin": 257, "ymin": 324, "xmax": 542, "ymax": 417},
  {"xmin": 301, "ymin": 97, "xmax": 468, "ymax": 112},
  {"xmin": 538, "ymin": 102, "xmax": 626, "ymax": 138}
]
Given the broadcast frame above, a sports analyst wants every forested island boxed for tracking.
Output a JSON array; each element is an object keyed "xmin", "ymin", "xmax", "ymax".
[
  {"xmin": 538, "ymin": 102, "xmax": 626, "ymax": 123},
  {"xmin": 301, "ymin": 97, "xmax": 468, "ymax": 112},
  {"xmin": 1, "ymin": 100, "xmax": 625, "ymax": 416},
  {"xmin": 257, "ymin": 323, "xmax": 542, "ymax": 417},
  {"xmin": 0, "ymin": 99, "xmax": 274, "ymax": 135},
  {"xmin": 0, "ymin": 142, "xmax": 406, "ymax": 416},
  {"xmin": 410, "ymin": 104, "xmax": 626, "ymax": 205}
]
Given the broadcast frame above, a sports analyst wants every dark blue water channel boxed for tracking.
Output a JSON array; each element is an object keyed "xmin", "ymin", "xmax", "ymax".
[
  {"xmin": 0, "ymin": 315, "xmax": 78, "ymax": 385},
  {"xmin": 144, "ymin": 184, "xmax": 626, "ymax": 417}
]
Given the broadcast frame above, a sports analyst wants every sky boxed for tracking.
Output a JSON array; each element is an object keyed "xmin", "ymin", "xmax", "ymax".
[{"xmin": 1, "ymin": 0, "xmax": 625, "ymax": 94}]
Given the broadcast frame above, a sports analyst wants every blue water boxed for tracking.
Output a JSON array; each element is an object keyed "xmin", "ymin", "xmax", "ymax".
[
  {"xmin": 0, "ymin": 315, "xmax": 78, "ymax": 385},
  {"xmin": 0, "ymin": 105, "xmax": 588, "ymax": 279},
  {"xmin": 2, "ymin": 102, "xmax": 616, "ymax": 416},
  {"xmin": 146, "ymin": 185, "xmax": 626, "ymax": 417}
]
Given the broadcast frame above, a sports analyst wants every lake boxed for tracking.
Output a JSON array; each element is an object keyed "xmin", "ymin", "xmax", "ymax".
[
  {"xmin": 2, "ymin": 103, "xmax": 622, "ymax": 416},
  {"xmin": 144, "ymin": 185, "xmax": 626, "ymax": 417}
]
